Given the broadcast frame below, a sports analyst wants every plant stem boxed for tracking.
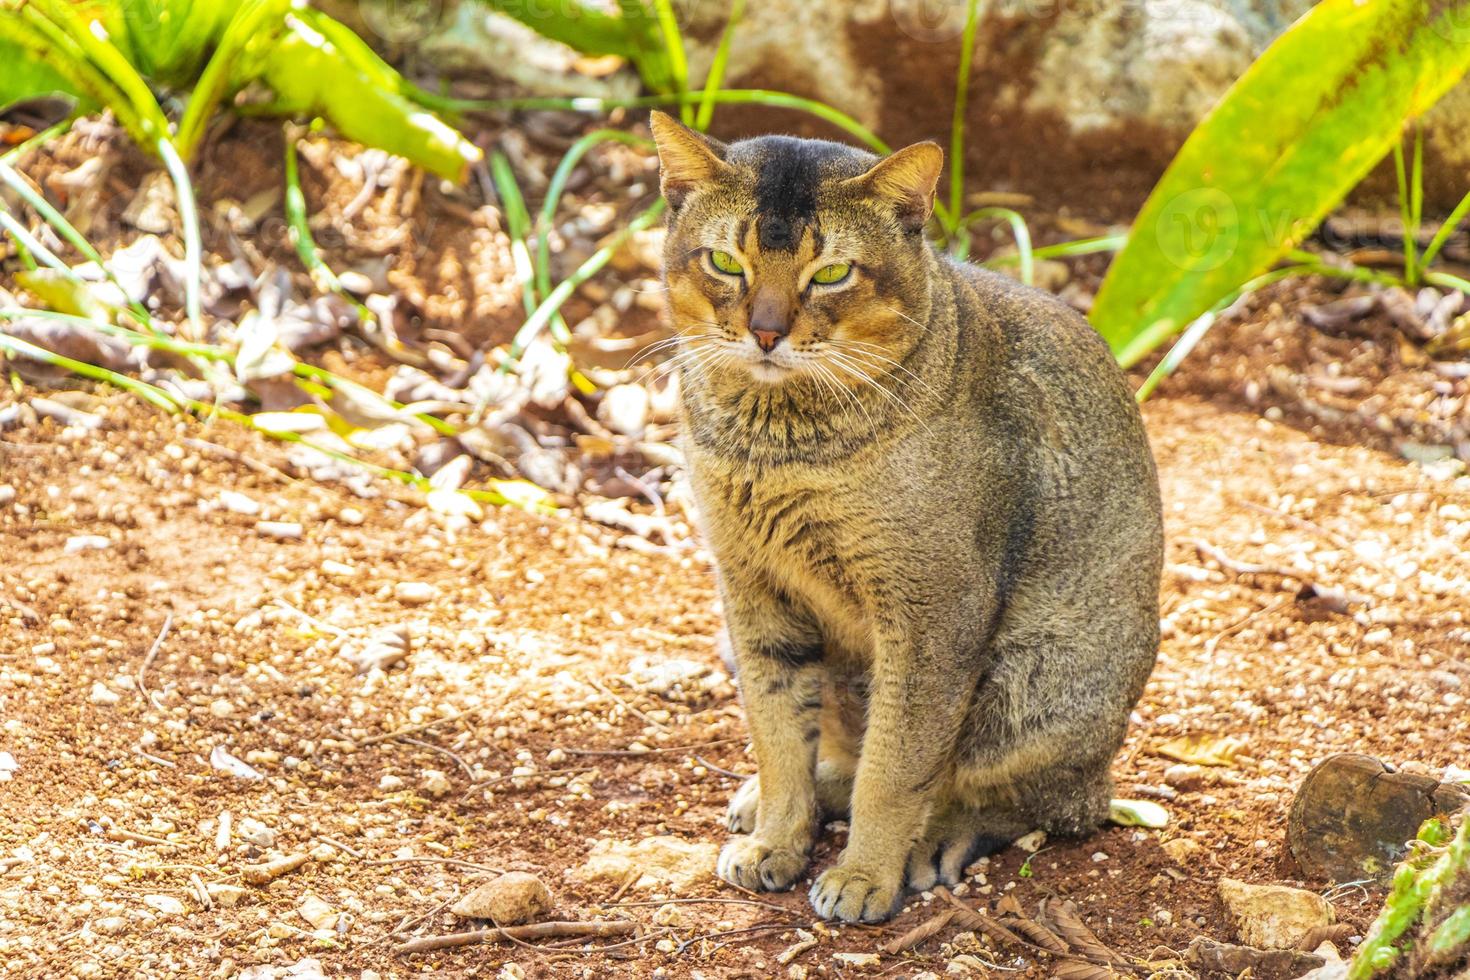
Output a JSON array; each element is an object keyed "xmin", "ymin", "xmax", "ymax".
[
  {"xmin": 694, "ymin": 0, "xmax": 744, "ymax": 131},
  {"xmin": 1421, "ymin": 190, "xmax": 1470, "ymax": 271},
  {"xmin": 963, "ymin": 207, "xmax": 1032, "ymax": 284},
  {"xmin": 496, "ymin": 197, "xmax": 667, "ymax": 385},
  {"xmin": 948, "ymin": 0, "xmax": 983, "ymax": 236},
  {"xmin": 1135, "ymin": 264, "xmax": 1315, "ymax": 400},
  {"xmin": 534, "ymin": 129, "xmax": 653, "ymax": 313},
  {"xmin": 157, "ymin": 139, "xmax": 204, "ymax": 340},
  {"xmin": 983, "ymin": 233, "xmax": 1126, "ymax": 266},
  {"xmin": 0, "ymin": 158, "xmax": 156, "ymax": 327},
  {"xmin": 650, "ymin": 0, "xmax": 691, "ymax": 123},
  {"xmin": 1394, "ymin": 136, "xmax": 1418, "ymax": 286}
]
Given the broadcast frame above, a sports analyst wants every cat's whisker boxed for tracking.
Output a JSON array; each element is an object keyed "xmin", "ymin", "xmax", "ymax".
[
  {"xmin": 826, "ymin": 338, "xmax": 943, "ymax": 399},
  {"xmin": 824, "ymin": 350, "xmax": 934, "ymax": 438}
]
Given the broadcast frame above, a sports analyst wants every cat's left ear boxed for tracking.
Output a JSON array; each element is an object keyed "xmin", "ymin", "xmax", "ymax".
[
  {"xmin": 650, "ymin": 111, "xmax": 732, "ymax": 210},
  {"xmin": 847, "ymin": 141, "xmax": 944, "ymax": 231}
]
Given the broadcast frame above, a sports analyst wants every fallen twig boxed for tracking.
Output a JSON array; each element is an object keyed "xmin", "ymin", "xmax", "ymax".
[
  {"xmin": 182, "ymin": 438, "xmax": 295, "ymax": 484},
  {"xmin": 695, "ymin": 755, "xmax": 751, "ymax": 780},
  {"xmin": 105, "ymin": 828, "xmax": 177, "ymax": 848},
  {"xmin": 136, "ymin": 612, "xmax": 173, "ymax": 711},
  {"xmin": 584, "ymin": 674, "xmax": 670, "ymax": 731},
  {"xmin": 190, "ymin": 873, "xmax": 212, "ymax": 911},
  {"xmin": 392, "ymin": 919, "xmax": 637, "ymax": 955},
  {"xmin": 364, "ymin": 856, "xmax": 505, "ymax": 875},
  {"xmin": 556, "ymin": 737, "xmax": 742, "ymax": 757},
  {"xmin": 316, "ymin": 837, "xmax": 364, "ymax": 859},
  {"xmin": 883, "ymin": 908, "xmax": 959, "ymax": 954},
  {"xmin": 240, "ymin": 853, "xmax": 309, "ymax": 885},
  {"xmin": 358, "ymin": 710, "xmax": 475, "ymax": 747},
  {"xmin": 397, "ymin": 735, "xmax": 476, "ymax": 783},
  {"xmin": 476, "ymin": 766, "xmax": 596, "ymax": 788}
]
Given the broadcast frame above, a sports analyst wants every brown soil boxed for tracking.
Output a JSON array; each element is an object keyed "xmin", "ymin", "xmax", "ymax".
[
  {"xmin": 4, "ymin": 368, "xmax": 1468, "ymax": 977},
  {"xmin": 3, "ymin": 116, "xmax": 1469, "ymax": 980}
]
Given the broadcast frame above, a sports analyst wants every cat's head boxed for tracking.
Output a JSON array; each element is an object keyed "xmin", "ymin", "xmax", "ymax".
[{"xmin": 650, "ymin": 111, "xmax": 942, "ymax": 386}]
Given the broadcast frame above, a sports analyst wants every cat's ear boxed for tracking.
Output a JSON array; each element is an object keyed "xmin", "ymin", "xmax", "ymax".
[
  {"xmin": 650, "ymin": 111, "xmax": 731, "ymax": 209},
  {"xmin": 848, "ymin": 141, "xmax": 944, "ymax": 231}
]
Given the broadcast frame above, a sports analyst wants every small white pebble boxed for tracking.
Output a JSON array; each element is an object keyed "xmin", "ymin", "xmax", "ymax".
[
  {"xmin": 393, "ymin": 582, "xmax": 436, "ymax": 605},
  {"xmin": 255, "ymin": 520, "xmax": 303, "ymax": 540},
  {"xmin": 89, "ymin": 681, "xmax": 121, "ymax": 706}
]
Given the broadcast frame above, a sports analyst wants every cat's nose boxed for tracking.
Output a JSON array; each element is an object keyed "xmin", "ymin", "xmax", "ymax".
[
  {"xmin": 752, "ymin": 328, "xmax": 785, "ymax": 352},
  {"xmin": 748, "ymin": 289, "xmax": 792, "ymax": 352}
]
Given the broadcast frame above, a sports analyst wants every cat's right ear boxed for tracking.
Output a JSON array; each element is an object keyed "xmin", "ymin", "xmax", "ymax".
[
  {"xmin": 847, "ymin": 141, "xmax": 944, "ymax": 232},
  {"xmin": 650, "ymin": 111, "xmax": 731, "ymax": 210}
]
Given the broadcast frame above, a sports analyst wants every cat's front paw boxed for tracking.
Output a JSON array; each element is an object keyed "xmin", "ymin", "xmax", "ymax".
[
  {"xmin": 717, "ymin": 836, "xmax": 807, "ymax": 892},
  {"xmin": 808, "ymin": 862, "xmax": 902, "ymax": 923},
  {"xmin": 726, "ymin": 776, "xmax": 759, "ymax": 833}
]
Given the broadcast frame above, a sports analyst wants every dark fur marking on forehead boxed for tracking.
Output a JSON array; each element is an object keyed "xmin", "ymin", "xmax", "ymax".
[{"xmin": 729, "ymin": 136, "xmax": 875, "ymax": 252}]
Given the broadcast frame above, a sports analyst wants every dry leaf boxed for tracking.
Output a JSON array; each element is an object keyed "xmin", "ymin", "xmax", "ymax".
[{"xmin": 1154, "ymin": 733, "xmax": 1247, "ymax": 766}]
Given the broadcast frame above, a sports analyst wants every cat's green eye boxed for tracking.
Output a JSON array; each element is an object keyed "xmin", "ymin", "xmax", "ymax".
[
  {"xmin": 812, "ymin": 262, "xmax": 852, "ymax": 285},
  {"xmin": 709, "ymin": 250, "xmax": 744, "ymax": 276}
]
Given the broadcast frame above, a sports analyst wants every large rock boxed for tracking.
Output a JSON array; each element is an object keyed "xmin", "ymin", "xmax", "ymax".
[
  {"xmin": 1217, "ymin": 877, "xmax": 1335, "ymax": 950},
  {"xmin": 343, "ymin": 0, "xmax": 1470, "ymax": 213},
  {"xmin": 451, "ymin": 871, "xmax": 554, "ymax": 925},
  {"xmin": 1286, "ymin": 753, "xmax": 1470, "ymax": 884}
]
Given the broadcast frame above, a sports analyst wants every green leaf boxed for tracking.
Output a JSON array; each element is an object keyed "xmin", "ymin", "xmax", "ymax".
[
  {"xmin": 254, "ymin": 9, "xmax": 482, "ymax": 182},
  {"xmin": 1092, "ymin": 0, "xmax": 1470, "ymax": 367},
  {"xmin": 0, "ymin": 35, "xmax": 93, "ymax": 113}
]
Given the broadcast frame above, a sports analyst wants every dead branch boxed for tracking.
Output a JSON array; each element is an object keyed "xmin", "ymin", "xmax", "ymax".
[
  {"xmin": 392, "ymin": 919, "xmax": 637, "ymax": 955},
  {"xmin": 135, "ymin": 612, "xmax": 173, "ymax": 711},
  {"xmin": 883, "ymin": 909, "xmax": 958, "ymax": 954}
]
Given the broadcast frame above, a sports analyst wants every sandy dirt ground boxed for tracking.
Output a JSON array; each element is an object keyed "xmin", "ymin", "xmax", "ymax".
[{"xmin": 3, "ymin": 380, "xmax": 1468, "ymax": 978}]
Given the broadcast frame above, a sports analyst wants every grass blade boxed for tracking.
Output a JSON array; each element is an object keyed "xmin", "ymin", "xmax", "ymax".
[
  {"xmin": 694, "ymin": 0, "xmax": 743, "ymax": 131},
  {"xmin": 156, "ymin": 138, "xmax": 204, "ymax": 340},
  {"xmin": 947, "ymin": 0, "xmax": 983, "ymax": 236}
]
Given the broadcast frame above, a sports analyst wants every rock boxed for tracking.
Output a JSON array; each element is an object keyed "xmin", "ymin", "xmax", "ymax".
[
  {"xmin": 206, "ymin": 883, "xmax": 248, "ymax": 907},
  {"xmin": 298, "ymin": 895, "xmax": 338, "ymax": 931},
  {"xmin": 420, "ymin": 770, "xmax": 451, "ymax": 797},
  {"xmin": 0, "ymin": 752, "xmax": 18, "ymax": 782},
  {"xmin": 210, "ymin": 745, "xmax": 264, "ymax": 780},
  {"xmin": 89, "ymin": 682, "xmax": 121, "ymax": 706},
  {"xmin": 64, "ymin": 535, "xmax": 113, "ymax": 554},
  {"xmin": 1287, "ymin": 753, "xmax": 1470, "ymax": 883},
  {"xmin": 321, "ymin": 559, "xmax": 357, "ymax": 579},
  {"xmin": 393, "ymin": 582, "xmax": 436, "ymax": 605},
  {"xmin": 0, "ymin": 485, "xmax": 13, "ymax": 507},
  {"xmin": 567, "ymin": 836, "xmax": 718, "ymax": 894},
  {"xmin": 142, "ymin": 894, "xmax": 185, "ymax": 917},
  {"xmin": 255, "ymin": 520, "xmax": 304, "ymax": 540},
  {"xmin": 379, "ymin": 774, "xmax": 406, "ymax": 792},
  {"xmin": 1014, "ymin": 830, "xmax": 1047, "ymax": 853},
  {"xmin": 833, "ymin": 952, "xmax": 881, "ymax": 968},
  {"xmin": 1161, "ymin": 837, "xmax": 1205, "ymax": 865},
  {"xmin": 597, "ymin": 384, "xmax": 651, "ymax": 437},
  {"xmin": 1163, "ymin": 763, "xmax": 1210, "ymax": 791},
  {"xmin": 93, "ymin": 916, "xmax": 128, "ymax": 936},
  {"xmin": 1183, "ymin": 937, "xmax": 1326, "ymax": 978},
  {"xmin": 343, "ymin": 625, "xmax": 412, "ymax": 674},
  {"xmin": 239, "ymin": 817, "xmax": 276, "ymax": 848},
  {"xmin": 451, "ymin": 871, "xmax": 554, "ymax": 925},
  {"xmin": 622, "ymin": 657, "xmax": 730, "ymax": 703},
  {"xmin": 1217, "ymin": 878, "xmax": 1335, "ymax": 950},
  {"xmin": 219, "ymin": 490, "xmax": 262, "ymax": 516}
]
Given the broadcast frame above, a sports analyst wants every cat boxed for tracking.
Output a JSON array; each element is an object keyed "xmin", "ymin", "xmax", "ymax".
[{"xmin": 649, "ymin": 110, "xmax": 1163, "ymax": 923}]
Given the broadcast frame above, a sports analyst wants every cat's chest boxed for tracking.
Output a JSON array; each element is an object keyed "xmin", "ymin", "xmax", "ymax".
[{"xmin": 699, "ymin": 466, "xmax": 878, "ymax": 646}]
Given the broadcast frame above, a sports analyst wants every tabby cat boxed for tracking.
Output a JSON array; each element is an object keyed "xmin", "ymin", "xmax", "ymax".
[{"xmin": 650, "ymin": 111, "xmax": 1163, "ymax": 923}]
